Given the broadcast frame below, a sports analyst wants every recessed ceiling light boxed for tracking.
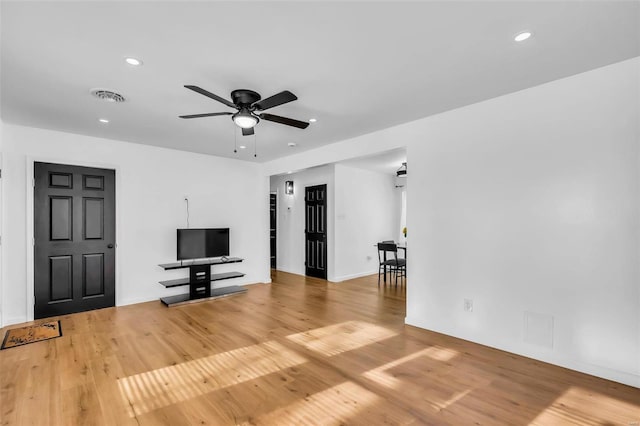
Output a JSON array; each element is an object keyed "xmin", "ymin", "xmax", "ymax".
[
  {"xmin": 514, "ymin": 31, "xmax": 532, "ymax": 42},
  {"xmin": 288, "ymin": 142, "xmax": 297, "ymax": 147},
  {"xmin": 287, "ymin": 171, "xmax": 293, "ymax": 174},
  {"xmin": 239, "ymin": 145, "xmax": 246, "ymax": 149},
  {"xmin": 125, "ymin": 57, "xmax": 143, "ymax": 66},
  {"xmin": 98, "ymin": 118, "xmax": 109, "ymax": 124},
  {"xmin": 309, "ymin": 118, "xmax": 317, "ymax": 123}
]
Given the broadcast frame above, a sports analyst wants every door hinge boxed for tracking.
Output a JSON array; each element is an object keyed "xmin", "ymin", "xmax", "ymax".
[
  {"xmin": 32, "ymin": 238, "xmax": 35, "ymax": 246},
  {"xmin": 32, "ymin": 178, "xmax": 35, "ymax": 188}
]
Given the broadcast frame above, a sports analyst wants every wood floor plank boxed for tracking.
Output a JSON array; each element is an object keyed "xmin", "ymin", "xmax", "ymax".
[{"xmin": 1, "ymin": 271, "xmax": 638, "ymax": 425}]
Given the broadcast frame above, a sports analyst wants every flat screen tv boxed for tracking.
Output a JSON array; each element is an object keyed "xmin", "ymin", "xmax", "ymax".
[{"xmin": 177, "ymin": 228, "xmax": 229, "ymax": 260}]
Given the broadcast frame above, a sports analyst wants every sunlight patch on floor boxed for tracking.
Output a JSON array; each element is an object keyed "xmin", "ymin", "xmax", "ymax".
[
  {"xmin": 431, "ymin": 388, "xmax": 472, "ymax": 411},
  {"xmin": 361, "ymin": 345, "xmax": 473, "ymax": 412},
  {"xmin": 238, "ymin": 381, "xmax": 381, "ymax": 425},
  {"xmin": 286, "ymin": 320, "xmax": 397, "ymax": 357},
  {"xmin": 529, "ymin": 386, "xmax": 640, "ymax": 425},
  {"xmin": 363, "ymin": 345, "xmax": 459, "ymax": 390},
  {"xmin": 117, "ymin": 340, "xmax": 307, "ymax": 417}
]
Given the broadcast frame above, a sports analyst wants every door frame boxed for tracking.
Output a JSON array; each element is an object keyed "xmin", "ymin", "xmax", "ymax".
[{"xmin": 25, "ymin": 157, "xmax": 121, "ymax": 322}]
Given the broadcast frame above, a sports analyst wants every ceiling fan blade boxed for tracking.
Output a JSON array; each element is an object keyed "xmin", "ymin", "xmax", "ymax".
[
  {"xmin": 184, "ymin": 85, "xmax": 237, "ymax": 109},
  {"xmin": 179, "ymin": 112, "xmax": 233, "ymax": 119},
  {"xmin": 253, "ymin": 90, "xmax": 297, "ymax": 111},
  {"xmin": 260, "ymin": 113, "xmax": 310, "ymax": 129},
  {"xmin": 242, "ymin": 127, "xmax": 254, "ymax": 136}
]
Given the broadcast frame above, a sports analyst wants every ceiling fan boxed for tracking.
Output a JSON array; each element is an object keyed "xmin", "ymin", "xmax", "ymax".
[{"xmin": 179, "ymin": 85, "xmax": 310, "ymax": 136}]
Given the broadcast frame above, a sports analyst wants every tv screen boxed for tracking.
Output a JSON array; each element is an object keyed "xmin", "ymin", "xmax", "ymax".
[{"xmin": 177, "ymin": 228, "xmax": 229, "ymax": 260}]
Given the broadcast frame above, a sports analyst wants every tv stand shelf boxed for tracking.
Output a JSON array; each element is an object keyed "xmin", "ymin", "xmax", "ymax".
[
  {"xmin": 159, "ymin": 257, "xmax": 243, "ymax": 270},
  {"xmin": 159, "ymin": 272, "xmax": 246, "ymax": 288},
  {"xmin": 160, "ymin": 286, "xmax": 246, "ymax": 307},
  {"xmin": 158, "ymin": 257, "xmax": 246, "ymax": 307}
]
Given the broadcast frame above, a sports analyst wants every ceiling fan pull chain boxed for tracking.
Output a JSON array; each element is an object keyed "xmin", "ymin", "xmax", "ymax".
[
  {"xmin": 234, "ymin": 125, "xmax": 239, "ymax": 153},
  {"xmin": 254, "ymin": 133, "xmax": 257, "ymax": 158}
]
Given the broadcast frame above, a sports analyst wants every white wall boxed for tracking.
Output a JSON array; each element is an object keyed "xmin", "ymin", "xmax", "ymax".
[
  {"xmin": 0, "ymin": 119, "xmax": 4, "ymax": 328},
  {"xmin": 1, "ymin": 124, "xmax": 270, "ymax": 326},
  {"xmin": 270, "ymin": 165, "xmax": 335, "ymax": 279},
  {"xmin": 407, "ymin": 57, "xmax": 639, "ymax": 387},
  {"xmin": 263, "ymin": 57, "xmax": 640, "ymax": 387},
  {"xmin": 334, "ymin": 164, "xmax": 398, "ymax": 281}
]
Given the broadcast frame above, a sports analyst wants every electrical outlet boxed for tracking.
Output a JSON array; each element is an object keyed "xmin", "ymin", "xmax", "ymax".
[{"xmin": 464, "ymin": 299, "xmax": 474, "ymax": 312}]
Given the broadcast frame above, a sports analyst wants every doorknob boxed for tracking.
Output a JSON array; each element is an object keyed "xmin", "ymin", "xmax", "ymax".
[{"xmin": 107, "ymin": 244, "xmax": 114, "ymax": 249}]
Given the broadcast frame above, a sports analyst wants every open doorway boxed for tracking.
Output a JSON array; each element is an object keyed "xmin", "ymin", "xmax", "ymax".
[
  {"xmin": 337, "ymin": 148, "xmax": 407, "ymax": 245},
  {"xmin": 269, "ymin": 165, "xmax": 334, "ymax": 278},
  {"xmin": 268, "ymin": 148, "xmax": 407, "ymax": 284}
]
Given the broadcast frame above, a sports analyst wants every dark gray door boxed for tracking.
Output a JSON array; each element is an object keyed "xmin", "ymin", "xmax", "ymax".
[
  {"xmin": 305, "ymin": 184, "xmax": 327, "ymax": 279},
  {"xmin": 270, "ymin": 193, "xmax": 276, "ymax": 269},
  {"xmin": 34, "ymin": 162, "xmax": 116, "ymax": 319}
]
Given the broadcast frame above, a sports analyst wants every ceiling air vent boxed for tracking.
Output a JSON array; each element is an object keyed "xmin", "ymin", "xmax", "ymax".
[{"xmin": 90, "ymin": 88, "xmax": 126, "ymax": 103}]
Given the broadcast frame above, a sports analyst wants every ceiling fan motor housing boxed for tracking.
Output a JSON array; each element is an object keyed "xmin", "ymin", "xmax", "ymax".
[{"xmin": 231, "ymin": 89, "xmax": 261, "ymax": 107}]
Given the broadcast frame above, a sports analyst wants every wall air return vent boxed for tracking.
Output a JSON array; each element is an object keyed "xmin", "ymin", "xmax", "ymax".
[{"xmin": 90, "ymin": 88, "xmax": 126, "ymax": 103}]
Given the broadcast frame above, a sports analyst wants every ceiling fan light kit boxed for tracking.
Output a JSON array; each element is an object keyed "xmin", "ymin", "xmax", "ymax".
[
  {"xmin": 179, "ymin": 85, "xmax": 310, "ymax": 135},
  {"xmin": 232, "ymin": 108, "xmax": 259, "ymax": 129}
]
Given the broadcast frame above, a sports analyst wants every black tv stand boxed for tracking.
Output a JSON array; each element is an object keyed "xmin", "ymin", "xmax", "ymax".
[{"xmin": 158, "ymin": 257, "xmax": 246, "ymax": 306}]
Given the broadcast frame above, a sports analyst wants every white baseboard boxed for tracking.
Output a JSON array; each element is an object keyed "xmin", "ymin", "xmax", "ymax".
[
  {"xmin": 405, "ymin": 316, "xmax": 640, "ymax": 389},
  {"xmin": 117, "ymin": 295, "xmax": 158, "ymax": 307},
  {"xmin": 272, "ymin": 268, "xmax": 377, "ymax": 283},
  {"xmin": 330, "ymin": 270, "xmax": 378, "ymax": 283},
  {"xmin": 2, "ymin": 316, "xmax": 29, "ymax": 328},
  {"xmin": 274, "ymin": 267, "xmax": 304, "ymax": 276}
]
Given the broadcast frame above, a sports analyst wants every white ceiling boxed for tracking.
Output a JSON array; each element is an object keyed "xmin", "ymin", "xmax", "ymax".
[
  {"xmin": 338, "ymin": 148, "xmax": 406, "ymax": 176},
  {"xmin": 1, "ymin": 1, "xmax": 638, "ymax": 162}
]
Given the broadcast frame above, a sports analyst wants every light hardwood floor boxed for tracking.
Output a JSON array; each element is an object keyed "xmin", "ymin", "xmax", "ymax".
[{"xmin": 1, "ymin": 271, "xmax": 638, "ymax": 425}]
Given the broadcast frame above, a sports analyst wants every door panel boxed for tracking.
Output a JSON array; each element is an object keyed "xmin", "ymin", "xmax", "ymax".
[
  {"xmin": 83, "ymin": 198, "xmax": 104, "ymax": 239},
  {"xmin": 50, "ymin": 196, "xmax": 73, "ymax": 240},
  {"xmin": 49, "ymin": 256, "xmax": 73, "ymax": 301},
  {"xmin": 83, "ymin": 253, "xmax": 104, "ymax": 297},
  {"xmin": 49, "ymin": 172, "xmax": 72, "ymax": 188},
  {"xmin": 34, "ymin": 162, "xmax": 116, "ymax": 319},
  {"xmin": 270, "ymin": 193, "xmax": 276, "ymax": 269},
  {"xmin": 305, "ymin": 184, "xmax": 327, "ymax": 279},
  {"xmin": 83, "ymin": 175, "xmax": 104, "ymax": 190}
]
